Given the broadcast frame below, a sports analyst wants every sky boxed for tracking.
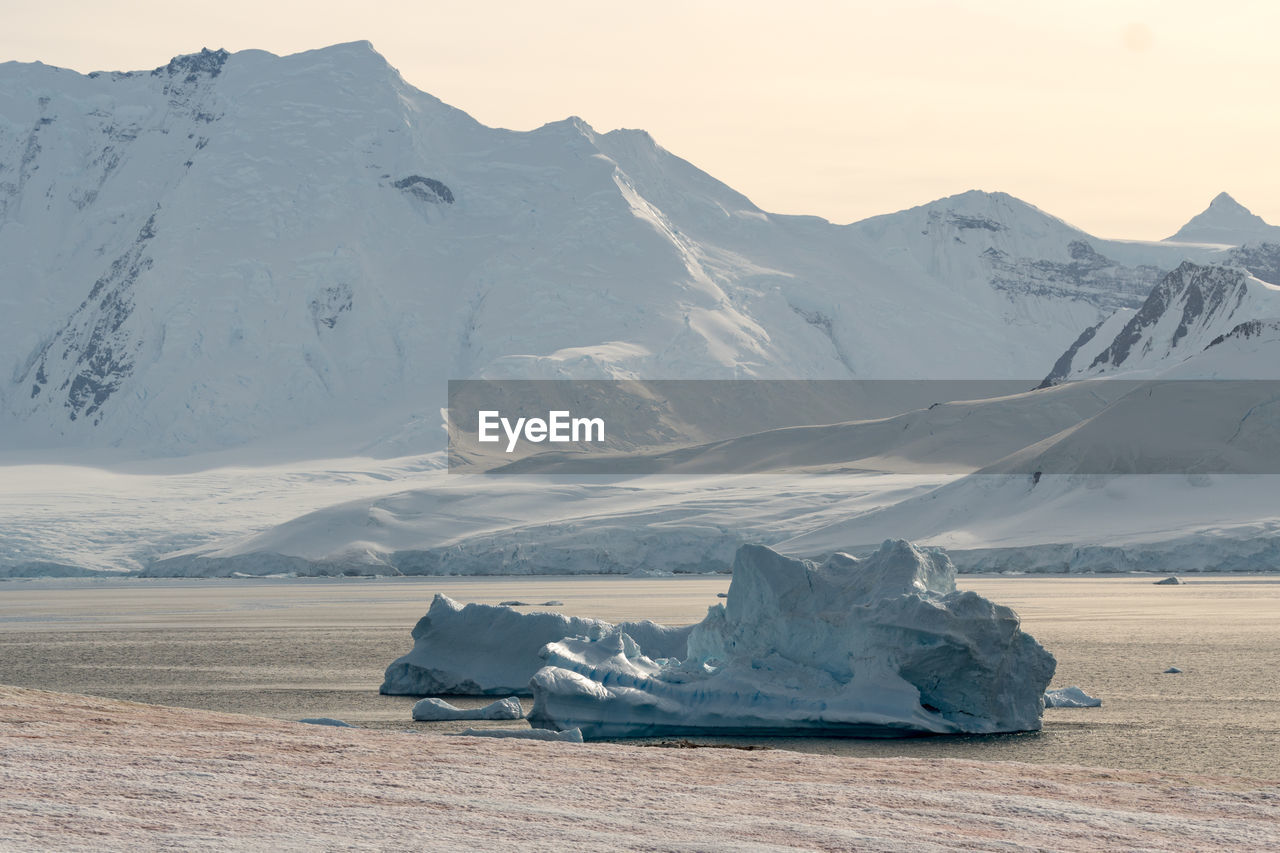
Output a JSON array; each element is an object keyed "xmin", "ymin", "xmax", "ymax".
[{"xmin": 4, "ymin": 0, "xmax": 1279, "ymax": 240}]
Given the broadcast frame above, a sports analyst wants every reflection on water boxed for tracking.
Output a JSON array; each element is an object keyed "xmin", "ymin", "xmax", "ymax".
[{"xmin": 1, "ymin": 574, "xmax": 1277, "ymax": 780}]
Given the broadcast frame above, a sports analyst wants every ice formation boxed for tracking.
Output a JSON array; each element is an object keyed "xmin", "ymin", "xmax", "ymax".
[
  {"xmin": 380, "ymin": 594, "xmax": 692, "ymax": 695},
  {"xmin": 528, "ymin": 541, "xmax": 1055, "ymax": 739},
  {"xmin": 454, "ymin": 727, "xmax": 584, "ymax": 743},
  {"xmin": 411, "ymin": 697, "xmax": 523, "ymax": 721},
  {"xmin": 1043, "ymin": 687, "xmax": 1102, "ymax": 708},
  {"xmin": 297, "ymin": 717, "xmax": 355, "ymax": 727}
]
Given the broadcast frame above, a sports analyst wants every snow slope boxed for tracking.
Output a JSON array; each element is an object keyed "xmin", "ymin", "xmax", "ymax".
[
  {"xmin": 0, "ymin": 43, "xmax": 1232, "ymax": 456},
  {"xmin": 778, "ymin": 473, "xmax": 1280, "ymax": 572}
]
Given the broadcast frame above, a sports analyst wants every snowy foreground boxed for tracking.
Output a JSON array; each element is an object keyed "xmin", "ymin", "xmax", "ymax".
[{"xmin": 2, "ymin": 686, "xmax": 1275, "ymax": 852}]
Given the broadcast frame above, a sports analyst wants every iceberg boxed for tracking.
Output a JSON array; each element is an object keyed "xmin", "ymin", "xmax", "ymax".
[
  {"xmin": 411, "ymin": 697, "xmax": 523, "ymax": 721},
  {"xmin": 1043, "ymin": 686, "xmax": 1102, "ymax": 708},
  {"xmin": 380, "ymin": 594, "xmax": 692, "ymax": 695},
  {"xmin": 454, "ymin": 727, "xmax": 584, "ymax": 742},
  {"xmin": 528, "ymin": 541, "xmax": 1056, "ymax": 739},
  {"xmin": 297, "ymin": 717, "xmax": 356, "ymax": 727}
]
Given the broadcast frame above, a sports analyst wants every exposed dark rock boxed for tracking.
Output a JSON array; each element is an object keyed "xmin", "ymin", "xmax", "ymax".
[
  {"xmin": 152, "ymin": 48, "xmax": 230, "ymax": 82},
  {"xmin": 1088, "ymin": 262, "xmax": 1250, "ymax": 371},
  {"xmin": 309, "ymin": 284, "xmax": 354, "ymax": 330},
  {"xmin": 1224, "ymin": 242, "xmax": 1280, "ymax": 286},
  {"xmin": 1039, "ymin": 320, "xmax": 1103, "ymax": 388},
  {"xmin": 989, "ymin": 241, "xmax": 1159, "ymax": 312},
  {"xmin": 22, "ymin": 213, "xmax": 158, "ymax": 423},
  {"xmin": 393, "ymin": 175, "xmax": 454, "ymax": 204},
  {"xmin": 1206, "ymin": 319, "xmax": 1280, "ymax": 349},
  {"xmin": 948, "ymin": 214, "xmax": 1003, "ymax": 231}
]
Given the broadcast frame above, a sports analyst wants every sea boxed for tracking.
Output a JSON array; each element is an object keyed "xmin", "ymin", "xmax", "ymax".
[{"xmin": 2, "ymin": 574, "xmax": 1276, "ymax": 781}]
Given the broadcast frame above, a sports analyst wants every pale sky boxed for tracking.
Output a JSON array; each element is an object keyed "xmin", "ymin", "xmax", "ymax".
[{"xmin": 5, "ymin": 0, "xmax": 1278, "ymax": 240}]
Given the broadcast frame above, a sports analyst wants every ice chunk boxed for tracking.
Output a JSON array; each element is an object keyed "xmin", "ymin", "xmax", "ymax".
[
  {"xmin": 1044, "ymin": 686, "xmax": 1102, "ymax": 708},
  {"xmin": 411, "ymin": 697, "xmax": 523, "ymax": 721},
  {"xmin": 380, "ymin": 594, "xmax": 692, "ymax": 695},
  {"xmin": 297, "ymin": 717, "xmax": 355, "ymax": 727},
  {"xmin": 529, "ymin": 541, "xmax": 1055, "ymax": 738},
  {"xmin": 1153, "ymin": 576, "xmax": 1182, "ymax": 585},
  {"xmin": 1164, "ymin": 667, "xmax": 1183, "ymax": 673},
  {"xmin": 454, "ymin": 727, "xmax": 584, "ymax": 742}
]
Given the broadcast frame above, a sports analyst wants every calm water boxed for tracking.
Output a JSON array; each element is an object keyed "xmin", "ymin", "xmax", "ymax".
[{"xmin": 1, "ymin": 574, "xmax": 1277, "ymax": 780}]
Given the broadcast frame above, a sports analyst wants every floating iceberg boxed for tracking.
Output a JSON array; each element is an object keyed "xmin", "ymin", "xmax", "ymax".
[
  {"xmin": 454, "ymin": 727, "xmax": 584, "ymax": 742},
  {"xmin": 528, "ymin": 541, "xmax": 1056, "ymax": 738},
  {"xmin": 1153, "ymin": 576, "xmax": 1182, "ymax": 585},
  {"xmin": 411, "ymin": 697, "xmax": 523, "ymax": 721},
  {"xmin": 1043, "ymin": 686, "xmax": 1102, "ymax": 708},
  {"xmin": 297, "ymin": 717, "xmax": 355, "ymax": 727},
  {"xmin": 381, "ymin": 594, "xmax": 692, "ymax": 695}
]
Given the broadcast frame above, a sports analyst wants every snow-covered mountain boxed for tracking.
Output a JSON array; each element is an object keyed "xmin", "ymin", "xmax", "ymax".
[
  {"xmin": 1164, "ymin": 192, "xmax": 1280, "ymax": 245},
  {"xmin": 1041, "ymin": 259, "xmax": 1280, "ymax": 382},
  {"xmin": 0, "ymin": 43, "xmax": 1234, "ymax": 456}
]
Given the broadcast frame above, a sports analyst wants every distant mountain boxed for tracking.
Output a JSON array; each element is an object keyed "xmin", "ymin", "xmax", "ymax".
[
  {"xmin": 1164, "ymin": 192, "xmax": 1280, "ymax": 245},
  {"xmin": 0, "ymin": 43, "xmax": 1235, "ymax": 455},
  {"xmin": 1041, "ymin": 259, "xmax": 1280, "ymax": 383}
]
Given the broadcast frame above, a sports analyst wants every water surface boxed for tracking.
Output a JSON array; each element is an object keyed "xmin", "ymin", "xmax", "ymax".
[{"xmin": 1, "ymin": 574, "xmax": 1275, "ymax": 780}]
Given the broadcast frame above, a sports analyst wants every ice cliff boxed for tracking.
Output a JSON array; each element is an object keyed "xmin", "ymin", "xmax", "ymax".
[{"xmin": 528, "ymin": 541, "xmax": 1055, "ymax": 738}]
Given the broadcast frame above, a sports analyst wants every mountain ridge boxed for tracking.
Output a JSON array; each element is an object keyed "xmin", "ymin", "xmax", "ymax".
[{"xmin": 0, "ymin": 43, "xmax": 1242, "ymax": 456}]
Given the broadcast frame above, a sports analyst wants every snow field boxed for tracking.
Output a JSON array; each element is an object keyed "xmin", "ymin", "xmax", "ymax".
[{"xmin": 2, "ymin": 685, "xmax": 1275, "ymax": 852}]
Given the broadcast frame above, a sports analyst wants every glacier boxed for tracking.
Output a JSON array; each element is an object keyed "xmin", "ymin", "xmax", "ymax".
[
  {"xmin": 380, "ymin": 593, "xmax": 692, "ymax": 695},
  {"xmin": 527, "ymin": 541, "xmax": 1055, "ymax": 738}
]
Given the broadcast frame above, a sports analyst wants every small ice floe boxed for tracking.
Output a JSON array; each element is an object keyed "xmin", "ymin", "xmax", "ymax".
[
  {"xmin": 1164, "ymin": 667, "xmax": 1183, "ymax": 674},
  {"xmin": 1043, "ymin": 686, "xmax": 1102, "ymax": 708},
  {"xmin": 716, "ymin": 592, "xmax": 728, "ymax": 598},
  {"xmin": 1153, "ymin": 576, "xmax": 1182, "ymax": 585},
  {"xmin": 412, "ymin": 697, "xmax": 523, "ymax": 722},
  {"xmin": 498, "ymin": 600, "xmax": 529, "ymax": 607},
  {"xmin": 455, "ymin": 727, "xmax": 583, "ymax": 742},
  {"xmin": 297, "ymin": 718, "xmax": 355, "ymax": 727},
  {"xmin": 540, "ymin": 601, "xmax": 564, "ymax": 607},
  {"xmin": 380, "ymin": 594, "xmax": 690, "ymax": 695}
]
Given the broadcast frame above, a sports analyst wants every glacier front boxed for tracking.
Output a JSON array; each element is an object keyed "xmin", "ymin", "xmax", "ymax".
[{"xmin": 528, "ymin": 541, "xmax": 1055, "ymax": 738}]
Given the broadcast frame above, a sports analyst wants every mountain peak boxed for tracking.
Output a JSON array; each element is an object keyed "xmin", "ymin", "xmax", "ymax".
[{"xmin": 1165, "ymin": 192, "xmax": 1280, "ymax": 245}]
